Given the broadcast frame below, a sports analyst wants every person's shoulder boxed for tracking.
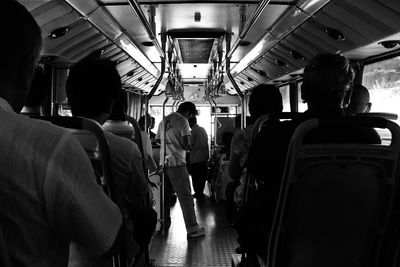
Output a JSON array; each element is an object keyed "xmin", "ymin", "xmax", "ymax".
[{"xmin": 105, "ymin": 131, "xmax": 141, "ymax": 155}]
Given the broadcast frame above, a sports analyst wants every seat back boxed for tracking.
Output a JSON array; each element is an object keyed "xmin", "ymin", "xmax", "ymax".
[
  {"xmin": 34, "ymin": 116, "xmax": 126, "ymax": 267},
  {"xmin": 267, "ymin": 117, "xmax": 400, "ymax": 267}
]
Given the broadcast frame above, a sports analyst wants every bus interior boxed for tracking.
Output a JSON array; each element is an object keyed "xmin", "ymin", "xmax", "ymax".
[{"xmin": 15, "ymin": 0, "xmax": 400, "ymax": 266}]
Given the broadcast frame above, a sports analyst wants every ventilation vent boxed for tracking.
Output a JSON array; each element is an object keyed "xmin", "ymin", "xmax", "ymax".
[{"xmin": 178, "ymin": 39, "xmax": 214, "ymax": 63}]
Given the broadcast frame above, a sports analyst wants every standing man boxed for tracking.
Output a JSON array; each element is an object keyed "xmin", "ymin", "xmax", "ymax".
[
  {"xmin": 188, "ymin": 116, "xmax": 209, "ymax": 199},
  {"xmin": 157, "ymin": 102, "xmax": 205, "ymax": 238}
]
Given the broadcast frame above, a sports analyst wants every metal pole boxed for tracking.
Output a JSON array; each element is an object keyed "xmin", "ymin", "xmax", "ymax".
[
  {"xmin": 144, "ymin": 34, "xmax": 167, "ymax": 132},
  {"xmin": 211, "ymin": 99, "xmax": 218, "ymax": 147},
  {"xmin": 161, "ymin": 96, "xmax": 169, "ymax": 234},
  {"xmin": 225, "ymin": 33, "xmax": 245, "ymax": 129},
  {"xmin": 208, "ymin": 100, "xmax": 214, "ymax": 149}
]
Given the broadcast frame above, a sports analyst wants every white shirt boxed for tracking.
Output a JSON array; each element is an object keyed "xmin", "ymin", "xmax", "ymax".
[
  {"xmin": 156, "ymin": 112, "xmax": 191, "ymax": 166},
  {"xmin": 0, "ymin": 97, "xmax": 122, "ymax": 267}
]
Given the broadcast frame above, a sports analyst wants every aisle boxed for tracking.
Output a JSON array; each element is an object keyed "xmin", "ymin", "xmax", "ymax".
[{"xmin": 149, "ymin": 195, "xmax": 238, "ymax": 267}]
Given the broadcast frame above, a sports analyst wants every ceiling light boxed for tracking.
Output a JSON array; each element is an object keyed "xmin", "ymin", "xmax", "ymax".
[
  {"xmin": 194, "ymin": 12, "xmax": 201, "ymax": 22},
  {"xmin": 247, "ymin": 76, "xmax": 254, "ymax": 82},
  {"xmin": 378, "ymin": 40, "xmax": 400, "ymax": 49},
  {"xmin": 138, "ymin": 77, "xmax": 143, "ymax": 82},
  {"xmin": 289, "ymin": 50, "xmax": 305, "ymax": 60},
  {"xmin": 141, "ymin": 41, "xmax": 154, "ymax": 47},
  {"xmin": 325, "ymin": 27, "xmax": 345, "ymax": 41},
  {"xmin": 126, "ymin": 70, "xmax": 135, "ymax": 77},
  {"xmin": 275, "ymin": 59, "xmax": 287, "ymax": 67},
  {"xmin": 48, "ymin": 26, "xmax": 69, "ymax": 39},
  {"xmin": 239, "ymin": 40, "xmax": 252, "ymax": 47}
]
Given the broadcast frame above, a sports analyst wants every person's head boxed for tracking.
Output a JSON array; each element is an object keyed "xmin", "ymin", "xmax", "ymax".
[
  {"xmin": 139, "ymin": 114, "xmax": 152, "ymax": 131},
  {"xmin": 346, "ymin": 84, "xmax": 371, "ymax": 114},
  {"xmin": 248, "ymin": 84, "xmax": 283, "ymax": 119},
  {"xmin": 301, "ymin": 53, "xmax": 355, "ymax": 112},
  {"xmin": 188, "ymin": 116, "xmax": 197, "ymax": 128},
  {"xmin": 0, "ymin": 0, "xmax": 42, "ymax": 112},
  {"xmin": 177, "ymin": 102, "xmax": 197, "ymax": 120},
  {"xmin": 108, "ymin": 89, "xmax": 128, "ymax": 121},
  {"xmin": 66, "ymin": 57, "xmax": 121, "ymax": 124}
]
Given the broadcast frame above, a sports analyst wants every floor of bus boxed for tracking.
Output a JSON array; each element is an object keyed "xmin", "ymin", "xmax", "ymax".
[{"xmin": 149, "ymin": 191, "xmax": 238, "ymax": 267}]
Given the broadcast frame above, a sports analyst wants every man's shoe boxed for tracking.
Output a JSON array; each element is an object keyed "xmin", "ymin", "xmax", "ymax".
[{"xmin": 187, "ymin": 227, "xmax": 205, "ymax": 239}]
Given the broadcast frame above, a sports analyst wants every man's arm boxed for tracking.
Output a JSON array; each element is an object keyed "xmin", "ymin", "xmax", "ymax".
[{"xmin": 182, "ymin": 134, "xmax": 192, "ymax": 151}]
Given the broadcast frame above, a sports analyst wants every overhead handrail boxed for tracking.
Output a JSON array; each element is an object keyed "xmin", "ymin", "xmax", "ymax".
[
  {"xmin": 160, "ymin": 96, "xmax": 170, "ymax": 235},
  {"xmin": 226, "ymin": 0, "xmax": 272, "ymax": 60},
  {"xmin": 127, "ymin": 0, "xmax": 165, "ymax": 59}
]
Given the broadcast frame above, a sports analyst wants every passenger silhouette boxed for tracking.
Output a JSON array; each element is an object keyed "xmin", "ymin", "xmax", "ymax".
[
  {"xmin": 345, "ymin": 84, "xmax": 372, "ymax": 114},
  {"xmin": 137, "ymin": 114, "xmax": 157, "ymax": 172},
  {"xmin": 246, "ymin": 53, "xmax": 381, "ymax": 261},
  {"xmin": 156, "ymin": 101, "xmax": 206, "ymax": 238},
  {"xmin": 0, "ymin": 1, "xmax": 122, "ymax": 266},
  {"xmin": 188, "ymin": 116, "xmax": 209, "ymax": 199},
  {"xmin": 228, "ymin": 84, "xmax": 283, "ymax": 262},
  {"xmin": 66, "ymin": 57, "xmax": 156, "ymax": 257}
]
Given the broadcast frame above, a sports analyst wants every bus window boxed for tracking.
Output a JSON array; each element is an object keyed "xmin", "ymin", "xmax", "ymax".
[
  {"xmin": 297, "ymin": 81, "xmax": 307, "ymax": 113},
  {"xmin": 362, "ymin": 55, "xmax": 400, "ymax": 116},
  {"xmin": 279, "ymin": 85, "xmax": 290, "ymax": 112}
]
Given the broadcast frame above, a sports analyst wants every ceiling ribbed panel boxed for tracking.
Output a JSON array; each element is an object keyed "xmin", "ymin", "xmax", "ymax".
[
  {"xmin": 242, "ymin": 0, "xmax": 400, "ymax": 87},
  {"xmin": 19, "ymin": 0, "xmax": 159, "ymax": 93}
]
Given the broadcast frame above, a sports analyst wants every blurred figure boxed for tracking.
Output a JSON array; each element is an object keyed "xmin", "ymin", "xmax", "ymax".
[
  {"xmin": 188, "ymin": 116, "xmax": 209, "ymax": 199},
  {"xmin": 346, "ymin": 84, "xmax": 371, "ymax": 114},
  {"xmin": 0, "ymin": 1, "xmax": 122, "ymax": 266}
]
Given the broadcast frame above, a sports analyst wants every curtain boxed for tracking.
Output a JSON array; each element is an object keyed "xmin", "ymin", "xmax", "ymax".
[{"xmin": 127, "ymin": 92, "xmax": 145, "ymax": 120}]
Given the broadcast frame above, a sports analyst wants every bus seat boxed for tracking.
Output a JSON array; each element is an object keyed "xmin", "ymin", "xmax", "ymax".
[
  {"xmin": 356, "ymin": 112, "xmax": 398, "ymax": 120},
  {"xmin": 33, "ymin": 116, "xmax": 129, "ymax": 267},
  {"xmin": 267, "ymin": 117, "xmax": 400, "ymax": 267}
]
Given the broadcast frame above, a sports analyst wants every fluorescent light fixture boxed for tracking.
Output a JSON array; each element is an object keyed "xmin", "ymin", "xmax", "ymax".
[{"xmin": 117, "ymin": 34, "xmax": 160, "ymax": 78}]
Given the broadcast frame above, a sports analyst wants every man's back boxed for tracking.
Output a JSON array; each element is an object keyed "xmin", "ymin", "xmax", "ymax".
[
  {"xmin": 190, "ymin": 124, "xmax": 209, "ymax": 164},
  {"xmin": 0, "ymin": 109, "xmax": 121, "ymax": 267},
  {"xmin": 157, "ymin": 112, "xmax": 191, "ymax": 166}
]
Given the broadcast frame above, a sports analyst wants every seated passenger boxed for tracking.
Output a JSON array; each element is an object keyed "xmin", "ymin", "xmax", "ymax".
[
  {"xmin": 229, "ymin": 84, "xmax": 283, "ymax": 207},
  {"xmin": 228, "ymin": 84, "xmax": 282, "ymax": 263},
  {"xmin": 138, "ymin": 114, "xmax": 158, "ymax": 172},
  {"xmin": 345, "ymin": 84, "xmax": 372, "ymax": 115},
  {"xmin": 103, "ymin": 90, "xmax": 135, "ymax": 140},
  {"xmin": 0, "ymin": 1, "xmax": 122, "ymax": 266},
  {"xmin": 246, "ymin": 53, "xmax": 381, "ymax": 260},
  {"xmin": 66, "ymin": 57, "xmax": 156, "ymax": 254}
]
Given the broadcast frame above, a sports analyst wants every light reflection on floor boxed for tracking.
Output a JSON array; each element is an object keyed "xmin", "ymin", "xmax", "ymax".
[{"xmin": 149, "ymin": 195, "xmax": 238, "ymax": 267}]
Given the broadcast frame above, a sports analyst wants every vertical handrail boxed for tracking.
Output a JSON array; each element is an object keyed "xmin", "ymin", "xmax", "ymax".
[
  {"xmin": 144, "ymin": 34, "xmax": 167, "ymax": 133},
  {"xmin": 211, "ymin": 99, "xmax": 218, "ymax": 147},
  {"xmin": 208, "ymin": 100, "xmax": 214, "ymax": 149},
  {"xmin": 225, "ymin": 33, "xmax": 245, "ymax": 129},
  {"xmin": 161, "ymin": 96, "xmax": 169, "ymax": 234}
]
